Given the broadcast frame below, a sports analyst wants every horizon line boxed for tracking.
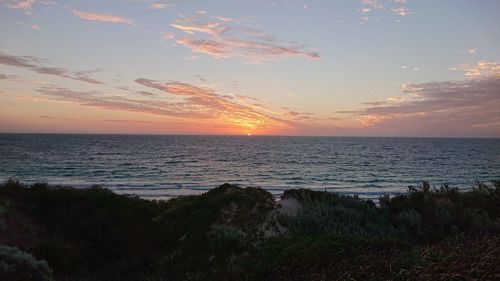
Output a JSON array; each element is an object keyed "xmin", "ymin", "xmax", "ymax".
[{"xmin": 0, "ymin": 132, "xmax": 498, "ymax": 139}]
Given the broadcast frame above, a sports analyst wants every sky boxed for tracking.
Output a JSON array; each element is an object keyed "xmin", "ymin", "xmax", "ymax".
[{"xmin": 0, "ymin": 0, "xmax": 499, "ymax": 137}]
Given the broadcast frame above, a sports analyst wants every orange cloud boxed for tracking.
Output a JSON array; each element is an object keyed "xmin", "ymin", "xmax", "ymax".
[
  {"xmin": 34, "ymin": 79, "xmax": 296, "ymax": 134},
  {"xmin": 135, "ymin": 78, "xmax": 294, "ymax": 131},
  {"xmin": 70, "ymin": 8, "xmax": 133, "ymax": 25}
]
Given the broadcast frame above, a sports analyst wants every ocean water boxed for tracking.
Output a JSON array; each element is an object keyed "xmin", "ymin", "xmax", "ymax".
[{"xmin": 1, "ymin": 134, "xmax": 499, "ymax": 200}]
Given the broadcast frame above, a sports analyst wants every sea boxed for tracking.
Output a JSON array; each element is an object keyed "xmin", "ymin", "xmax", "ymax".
[{"xmin": 1, "ymin": 134, "xmax": 499, "ymax": 200}]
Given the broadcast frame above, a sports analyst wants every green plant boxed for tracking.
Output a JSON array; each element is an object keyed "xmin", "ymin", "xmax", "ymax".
[{"xmin": 0, "ymin": 245, "xmax": 52, "ymax": 281}]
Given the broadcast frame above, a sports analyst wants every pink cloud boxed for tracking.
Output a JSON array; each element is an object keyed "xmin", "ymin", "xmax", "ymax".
[
  {"xmin": 171, "ymin": 22, "xmax": 225, "ymax": 35},
  {"xmin": 148, "ymin": 2, "xmax": 171, "ymax": 10},
  {"xmin": 354, "ymin": 74, "xmax": 500, "ymax": 136},
  {"xmin": 34, "ymin": 79, "xmax": 300, "ymax": 132},
  {"xmin": 70, "ymin": 8, "xmax": 133, "ymax": 25},
  {"xmin": 166, "ymin": 13, "xmax": 319, "ymax": 63},
  {"xmin": 2, "ymin": 0, "xmax": 35, "ymax": 10},
  {"xmin": 360, "ymin": 0, "xmax": 412, "ymax": 21}
]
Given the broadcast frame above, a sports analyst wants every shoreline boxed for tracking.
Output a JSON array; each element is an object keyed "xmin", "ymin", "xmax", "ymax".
[{"xmin": 0, "ymin": 177, "xmax": 490, "ymax": 201}]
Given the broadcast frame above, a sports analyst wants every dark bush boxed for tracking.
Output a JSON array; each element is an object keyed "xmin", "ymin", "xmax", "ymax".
[{"xmin": 0, "ymin": 245, "xmax": 52, "ymax": 281}]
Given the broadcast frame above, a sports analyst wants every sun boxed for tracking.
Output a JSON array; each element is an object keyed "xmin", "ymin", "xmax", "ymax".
[{"xmin": 247, "ymin": 133, "xmax": 252, "ymax": 136}]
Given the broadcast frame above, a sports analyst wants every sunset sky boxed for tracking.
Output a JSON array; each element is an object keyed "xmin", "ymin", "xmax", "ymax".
[{"xmin": 0, "ymin": 0, "xmax": 499, "ymax": 137}]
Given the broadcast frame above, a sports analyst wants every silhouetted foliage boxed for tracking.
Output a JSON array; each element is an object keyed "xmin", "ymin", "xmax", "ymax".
[
  {"xmin": 1, "ymin": 179, "xmax": 499, "ymax": 280},
  {"xmin": 0, "ymin": 244, "xmax": 52, "ymax": 281}
]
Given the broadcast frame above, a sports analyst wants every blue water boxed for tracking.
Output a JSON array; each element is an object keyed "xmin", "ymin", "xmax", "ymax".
[{"xmin": 0, "ymin": 134, "xmax": 499, "ymax": 200}]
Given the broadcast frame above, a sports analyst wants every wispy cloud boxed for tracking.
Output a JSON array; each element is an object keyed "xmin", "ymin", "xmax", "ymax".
[
  {"xmin": 105, "ymin": 119, "xmax": 152, "ymax": 123},
  {"xmin": 165, "ymin": 13, "xmax": 319, "ymax": 63},
  {"xmin": 450, "ymin": 61, "xmax": 500, "ymax": 78},
  {"xmin": 70, "ymin": 8, "xmax": 133, "ymax": 25},
  {"xmin": 120, "ymin": 0, "xmax": 172, "ymax": 9},
  {"xmin": 147, "ymin": 2, "xmax": 171, "ymax": 10},
  {"xmin": 38, "ymin": 86, "xmax": 205, "ymax": 119},
  {"xmin": 2, "ymin": 0, "xmax": 55, "ymax": 13},
  {"xmin": 360, "ymin": 0, "xmax": 411, "ymax": 21},
  {"xmin": 391, "ymin": 6, "xmax": 410, "ymax": 16},
  {"xmin": 362, "ymin": 0, "xmax": 385, "ymax": 10},
  {"xmin": 134, "ymin": 78, "xmax": 293, "ymax": 129},
  {"xmin": 2, "ymin": 0, "xmax": 35, "ymax": 10},
  {"xmin": 354, "ymin": 68, "xmax": 500, "ymax": 135},
  {"xmin": 35, "ymin": 79, "xmax": 295, "ymax": 131},
  {"xmin": 20, "ymin": 22, "xmax": 41, "ymax": 30},
  {"xmin": 39, "ymin": 115, "xmax": 75, "ymax": 121},
  {"xmin": 0, "ymin": 73, "xmax": 18, "ymax": 80},
  {"xmin": 0, "ymin": 51, "xmax": 103, "ymax": 84}
]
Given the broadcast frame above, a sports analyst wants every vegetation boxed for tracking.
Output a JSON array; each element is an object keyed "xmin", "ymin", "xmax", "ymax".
[
  {"xmin": 0, "ymin": 179, "xmax": 499, "ymax": 280},
  {"xmin": 0, "ymin": 245, "xmax": 52, "ymax": 281}
]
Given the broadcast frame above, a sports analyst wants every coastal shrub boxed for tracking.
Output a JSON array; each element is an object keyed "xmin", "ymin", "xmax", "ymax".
[
  {"xmin": 150, "ymin": 184, "xmax": 276, "ymax": 280},
  {"xmin": 208, "ymin": 225, "xmax": 250, "ymax": 253},
  {"xmin": 0, "ymin": 198, "xmax": 10, "ymax": 230},
  {"xmin": 0, "ymin": 179, "xmax": 168, "ymax": 279},
  {"xmin": 382, "ymin": 181, "xmax": 500, "ymax": 242},
  {"xmin": 241, "ymin": 233, "xmax": 500, "ymax": 281},
  {"xmin": 395, "ymin": 209, "xmax": 421, "ymax": 235},
  {"xmin": 1, "ymin": 179, "xmax": 499, "ymax": 281},
  {"xmin": 241, "ymin": 234, "xmax": 415, "ymax": 281},
  {"xmin": 0, "ymin": 245, "xmax": 52, "ymax": 281},
  {"xmin": 283, "ymin": 189, "xmax": 395, "ymax": 238}
]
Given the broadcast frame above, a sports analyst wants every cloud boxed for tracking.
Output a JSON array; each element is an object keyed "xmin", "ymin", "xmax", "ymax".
[
  {"xmin": 134, "ymin": 78, "xmax": 294, "ymax": 129},
  {"xmin": 165, "ymin": 13, "xmax": 319, "ymax": 63},
  {"xmin": 286, "ymin": 110, "xmax": 314, "ymax": 116},
  {"xmin": 70, "ymin": 8, "xmax": 133, "ymax": 25},
  {"xmin": 361, "ymin": 0, "xmax": 385, "ymax": 10},
  {"xmin": 36, "ymin": 79, "xmax": 295, "ymax": 131},
  {"xmin": 39, "ymin": 115, "xmax": 75, "ymax": 121},
  {"xmin": 355, "ymin": 73, "xmax": 500, "ymax": 135},
  {"xmin": 0, "ymin": 73, "xmax": 18, "ymax": 80},
  {"xmin": 360, "ymin": 0, "xmax": 411, "ymax": 21},
  {"xmin": 147, "ymin": 2, "xmax": 171, "ymax": 9},
  {"xmin": 105, "ymin": 119, "xmax": 152, "ymax": 123},
  {"xmin": 171, "ymin": 22, "xmax": 224, "ymax": 35},
  {"xmin": 2, "ymin": 0, "xmax": 35, "ymax": 10},
  {"xmin": 450, "ymin": 61, "xmax": 500, "ymax": 78},
  {"xmin": 136, "ymin": 90, "xmax": 157, "ymax": 97},
  {"xmin": 2, "ymin": 0, "xmax": 55, "ymax": 13},
  {"xmin": 16, "ymin": 21, "xmax": 41, "ymax": 30},
  {"xmin": 213, "ymin": 16, "xmax": 240, "ymax": 23},
  {"xmin": 38, "ymin": 86, "xmax": 207, "ymax": 119},
  {"xmin": 0, "ymin": 51, "xmax": 103, "ymax": 84},
  {"xmin": 401, "ymin": 65, "xmax": 420, "ymax": 71},
  {"xmin": 391, "ymin": 6, "xmax": 410, "ymax": 16}
]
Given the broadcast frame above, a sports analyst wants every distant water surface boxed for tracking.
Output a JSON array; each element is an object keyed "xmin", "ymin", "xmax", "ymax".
[{"xmin": 1, "ymin": 134, "xmax": 499, "ymax": 200}]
